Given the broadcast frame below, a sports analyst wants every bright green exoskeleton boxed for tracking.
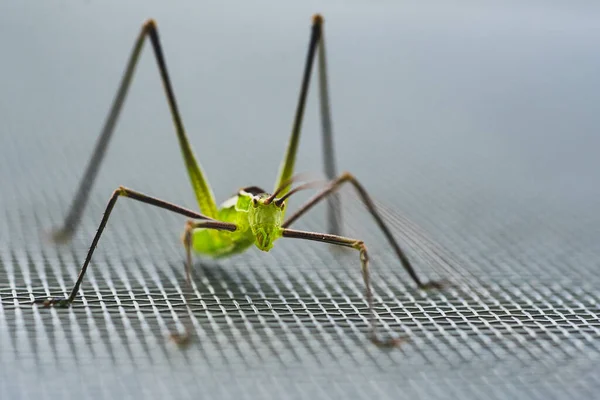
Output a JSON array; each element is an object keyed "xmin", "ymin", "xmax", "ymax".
[
  {"xmin": 34, "ymin": 15, "xmax": 444, "ymax": 348},
  {"xmin": 192, "ymin": 188, "xmax": 285, "ymax": 256}
]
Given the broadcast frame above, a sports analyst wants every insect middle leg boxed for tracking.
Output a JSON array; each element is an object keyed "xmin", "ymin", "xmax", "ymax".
[
  {"xmin": 34, "ymin": 186, "xmax": 236, "ymax": 308},
  {"xmin": 283, "ymin": 172, "xmax": 445, "ymax": 290}
]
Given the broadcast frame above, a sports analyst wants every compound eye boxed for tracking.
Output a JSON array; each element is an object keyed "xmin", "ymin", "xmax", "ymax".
[{"xmin": 252, "ymin": 198, "xmax": 259, "ymax": 207}]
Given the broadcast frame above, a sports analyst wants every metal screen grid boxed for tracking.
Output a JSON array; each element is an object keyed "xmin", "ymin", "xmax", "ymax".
[
  {"xmin": 1, "ymin": 191, "xmax": 599, "ymax": 399},
  {"xmin": 2, "ymin": 3, "xmax": 600, "ymax": 398}
]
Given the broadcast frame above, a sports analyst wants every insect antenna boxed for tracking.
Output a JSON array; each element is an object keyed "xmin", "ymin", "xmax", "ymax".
[
  {"xmin": 265, "ymin": 172, "xmax": 320, "ymax": 204},
  {"xmin": 273, "ymin": 180, "xmax": 329, "ymax": 206}
]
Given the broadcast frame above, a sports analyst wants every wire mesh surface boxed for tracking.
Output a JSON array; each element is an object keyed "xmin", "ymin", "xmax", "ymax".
[
  {"xmin": 1, "ymin": 2, "xmax": 600, "ymax": 399},
  {"xmin": 3, "ymin": 199, "xmax": 599, "ymax": 400}
]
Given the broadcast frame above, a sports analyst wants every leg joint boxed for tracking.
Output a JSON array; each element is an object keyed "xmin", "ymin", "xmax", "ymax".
[
  {"xmin": 352, "ymin": 240, "xmax": 369, "ymax": 263},
  {"xmin": 142, "ymin": 19, "xmax": 157, "ymax": 33},
  {"xmin": 352, "ymin": 239, "xmax": 365, "ymax": 250},
  {"xmin": 339, "ymin": 171, "xmax": 355, "ymax": 182},
  {"xmin": 181, "ymin": 219, "xmax": 195, "ymax": 247},
  {"xmin": 109, "ymin": 187, "xmax": 126, "ymax": 200}
]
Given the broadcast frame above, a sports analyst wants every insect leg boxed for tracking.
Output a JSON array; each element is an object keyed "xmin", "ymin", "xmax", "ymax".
[
  {"xmin": 171, "ymin": 218, "xmax": 240, "ymax": 346},
  {"xmin": 52, "ymin": 19, "xmax": 218, "ymax": 242},
  {"xmin": 316, "ymin": 16, "xmax": 342, "ymax": 236},
  {"xmin": 274, "ymin": 15, "xmax": 341, "ymax": 235},
  {"xmin": 34, "ymin": 186, "xmax": 235, "ymax": 308},
  {"xmin": 283, "ymin": 172, "xmax": 445, "ymax": 290},
  {"xmin": 282, "ymin": 228, "xmax": 402, "ymax": 348}
]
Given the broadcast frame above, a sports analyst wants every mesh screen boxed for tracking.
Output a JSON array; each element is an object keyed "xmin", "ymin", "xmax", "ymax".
[
  {"xmin": 2, "ymin": 2, "xmax": 600, "ymax": 399},
  {"xmin": 2, "ymin": 187, "xmax": 599, "ymax": 399}
]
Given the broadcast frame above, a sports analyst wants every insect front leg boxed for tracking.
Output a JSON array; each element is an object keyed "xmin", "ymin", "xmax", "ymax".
[
  {"xmin": 171, "ymin": 219, "xmax": 240, "ymax": 346},
  {"xmin": 281, "ymin": 228, "xmax": 402, "ymax": 348}
]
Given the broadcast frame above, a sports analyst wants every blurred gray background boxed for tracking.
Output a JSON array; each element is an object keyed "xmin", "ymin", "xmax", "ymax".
[{"xmin": 1, "ymin": 1, "xmax": 599, "ymax": 399}]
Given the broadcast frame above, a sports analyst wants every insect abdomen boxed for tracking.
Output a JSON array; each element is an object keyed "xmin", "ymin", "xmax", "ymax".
[{"xmin": 191, "ymin": 196, "xmax": 253, "ymax": 258}]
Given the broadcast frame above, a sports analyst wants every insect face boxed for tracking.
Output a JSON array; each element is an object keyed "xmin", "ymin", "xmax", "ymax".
[{"xmin": 248, "ymin": 195, "xmax": 284, "ymax": 251}]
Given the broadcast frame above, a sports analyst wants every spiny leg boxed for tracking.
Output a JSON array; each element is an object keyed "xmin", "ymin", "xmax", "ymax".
[
  {"xmin": 282, "ymin": 228, "xmax": 401, "ymax": 348},
  {"xmin": 34, "ymin": 186, "xmax": 236, "ymax": 308},
  {"xmin": 274, "ymin": 14, "xmax": 341, "ymax": 235},
  {"xmin": 283, "ymin": 172, "xmax": 445, "ymax": 290},
  {"xmin": 53, "ymin": 19, "xmax": 217, "ymax": 242}
]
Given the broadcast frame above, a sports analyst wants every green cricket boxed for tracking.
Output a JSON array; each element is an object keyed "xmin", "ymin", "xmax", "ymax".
[{"xmin": 34, "ymin": 14, "xmax": 444, "ymax": 347}]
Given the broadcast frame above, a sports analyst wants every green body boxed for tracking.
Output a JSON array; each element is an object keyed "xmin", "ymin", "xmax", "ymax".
[{"xmin": 192, "ymin": 188, "xmax": 285, "ymax": 257}]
